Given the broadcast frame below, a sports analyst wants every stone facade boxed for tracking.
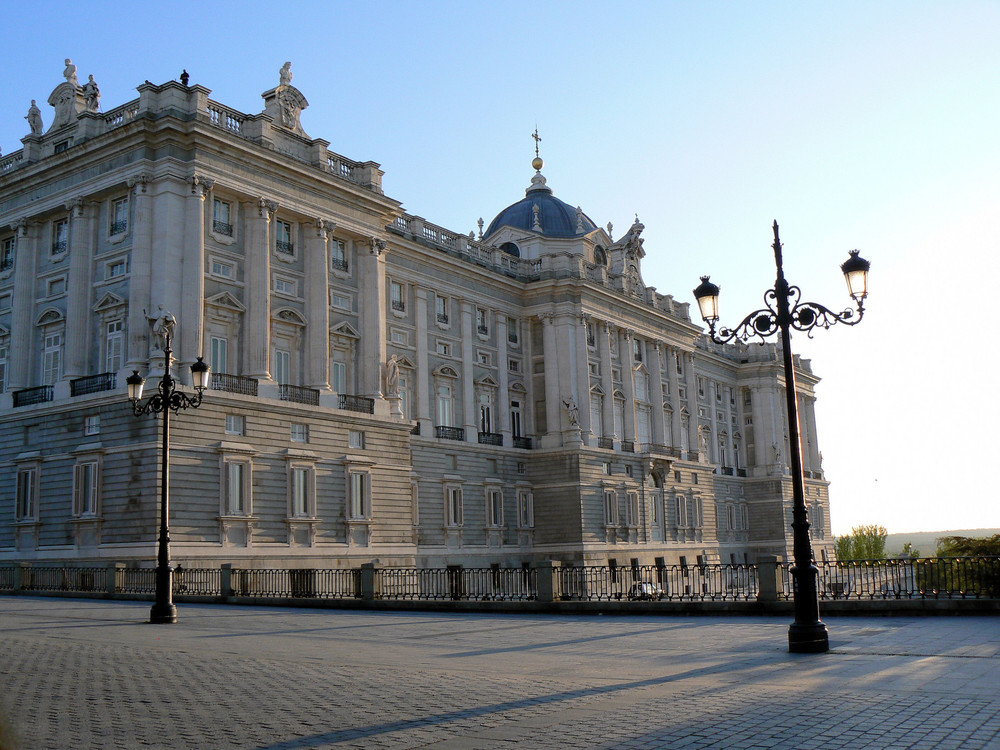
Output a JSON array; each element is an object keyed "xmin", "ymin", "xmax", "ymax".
[{"xmin": 0, "ymin": 65, "xmax": 834, "ymax": 570}]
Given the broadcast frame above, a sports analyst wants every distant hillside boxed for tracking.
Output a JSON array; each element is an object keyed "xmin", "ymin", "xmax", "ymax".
[{"xmin": 883, "ymin": 528, "xmax": 1000, "ymax": 556}]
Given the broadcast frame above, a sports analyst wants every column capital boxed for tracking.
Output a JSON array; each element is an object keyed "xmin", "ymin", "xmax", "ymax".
[
  {"xmin": 312, "ymin": 218, "xmax": 336, "ymax": 238},
  {"xmin": 369, "ymin": 236, "xmax": 387, "ymax": 255},
  {"xmin": 127, "ymin": 173, "xmax": 151, "ymax": 195},
  {"xmin": 189, "ymin": 174, "xmax": 214, "ymax": 196},
  {"xmin": 65, "ymin": 197, "xmax": 93, "ymax": 219},
  {"xmin": 256, "ymin": 197, "xmax": 278, "ymax": 219}
]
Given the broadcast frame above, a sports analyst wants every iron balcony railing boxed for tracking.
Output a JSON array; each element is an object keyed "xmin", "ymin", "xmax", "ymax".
[
  {"xmin": 621, "ymin": 441, "xmax": 635, "ymax": 453},
  {"xmin": 70, "ymin": 372, "xmax": 116, "ymax": 397},
  {"xmin": 513, "ymin": 436, "xmax": 533, "ymax": 450},
  {"xmin": 280, "ymin": 384, "xmax": 320, "ymax": 405},
  {"xmin": 478, "ymin": 432, "xmax": 503, "ymax": 446},
  {"xmin": 13, "ymin": 385, "xmax": 53, "ymax": 407},
  {"xmin": 275, "ymin": 241, "xmax": 295, "ymax": 255},
  {"xmin": 598, "ymin": 437, "xmax": 614, "ymax": 450},
  {"xmin": 435, "ymin": 425, "xmax": 465, "ymax": 441},
  {"xmin": 339, "ymin": 394, "xmax": 375, "ymax": 414},
  {"xmin": 109, "ymin": 220, "xmax": 127, "ymax": 235},
  {"xmin": 211, "ymin": 373, "xmax": 258, "ymax": 396},
  {"xmin": 391, "ymin": 299, "xmax": 405, "ymax": 312},
  {"xmin": 331, "ymin": 257, "xmax": 348, "ymax": 272},
  {"xmin": 212, "ymin": 220, "xmax": 233, "ymax": 236}
]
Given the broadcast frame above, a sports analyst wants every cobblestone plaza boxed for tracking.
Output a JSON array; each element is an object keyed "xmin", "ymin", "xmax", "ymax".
[{"xmin": 1, "ymin": 598, "xmax": 998, "ymax": 749}]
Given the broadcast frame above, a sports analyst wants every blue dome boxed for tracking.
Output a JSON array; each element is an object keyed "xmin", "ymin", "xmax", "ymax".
[{"xmin": 485, "ymin": 174, "xmax": 597, "ymax": 239}]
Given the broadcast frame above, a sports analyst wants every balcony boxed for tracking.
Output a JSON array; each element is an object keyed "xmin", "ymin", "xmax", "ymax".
[
  {"xmin": 736, "ymin": 468, "xmax": 748, "ymax": 478},
  {"xmin": 391, "ymin": 299, "xmax": 405, "ymax": 312},
  {"xmin": 621, "ymin": 441, "xmax": 635, "ymax": 453},
  {"xmin": 280, "ymin": 384, "xmax": 319, "ymax": 405},
  {"xmin": 211, "ymin": 373, "xmax": 258, "ymax": 396},
  {"xmin": 275, "ymin": 240, "xmax": 295, "ymax": 255},
  {"xmin": 598, "ymin": 437, "xmax": 614, "ymax": 450},
  {"xmin": 70, "ymin": 372, "xmax": 116, "ymax": 397},
  {"xmin": 109, "ymin": 220, "xmax": 127, "ymax": 235},
  {"xmin": 331, "ymin": 257, "xmax": 348, "ymax": 272},
  {"xmin": 720, "ymin": 466, "xmax": 734, "ymax": 476},
  {"xmin": 436, "ymin": 313, "xmax": 449, "ymax": 324},
  {"xmin": 478, "ymin": 432, "xmax": 503, "ymax": 446},
  {"xmin": 13, "ymin": 385, "xmax": 53, "ymax": 407},
  {"xmin": 339, "ymin": 394, "xmax": 374, "ymax": 414},
  {"xmin": 513, "ymin": 436, "xmax": 533, "ymax": 450},
  {"xmin": 435, "ymin": 426, "xmax": 465, "ymax": 441},
  {"xmin": 212, "ymin": 220, "xmax": 233, "ymax": 236}
]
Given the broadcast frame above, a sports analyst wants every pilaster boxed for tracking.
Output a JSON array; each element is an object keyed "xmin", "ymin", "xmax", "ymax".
[
  {"xmin": 179, "ymin": 175, "xmax": 210, "ymax": 379},
  {"xmin": 460, "ymin": 299, "xmax": 476, "ymax": 441},
  {"xmin": 244, "ymin": 197, "xmax": 274, "ymax": 379},
  {"xmin": 415, "ymin": 285, "xmax": 431, "ymax": 432},
  {"xmin": 306, "ymin": 220, "xmax": 332, "ymax": 390},
  {"xmin": 599, "ymin": 321, "xmax": 615, "ymax": 443},
  {"xmin": 9, "ymin": 220, "xmax": 37, "ymax": 388},
  {"xmin": 127, "ymin": 175, "xmax": 152, "ymax": 372},
  {"xmin": 358, "ymin": 237, "xmax": 387, "ymax": 398},
  {"xmin": 649, "ymin": 341, "xmax": 665, "ymax": 446},
  {"xmin": 620, "ymin": 329, "xmax": 636, "ymax": 443},
  {"xmin": 64, "ymin": 200, "xmax": 94, "ymax": 378}
]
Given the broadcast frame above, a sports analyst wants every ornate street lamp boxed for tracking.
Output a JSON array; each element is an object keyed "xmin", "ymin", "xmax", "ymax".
[
  {"xmin": 127, "ymin": 315, "xmax": 209, "ymax": 624},
  {"xmin": 693, "ymin": 221, "xmax": 869, "ymax": 653}
]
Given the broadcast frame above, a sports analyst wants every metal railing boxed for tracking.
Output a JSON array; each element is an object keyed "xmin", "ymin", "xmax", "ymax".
[
  {"xmin": 212, "ymin": 220, "xmax": 233, "ymax": 236},
  {"xmin": 435, "ymin": 425, "xmax": 465, "ymax": 441},
  {"xmin": 557, "ymin": 564, "xmax": 759, "ymax": 602},
  {"xmin": 513, "ymin": 436, "xmax": 533, "ymax": 450},
  {"xmin": 230, "ymin": 568, "xmax": 358, "ymax": 599},
  {"xmin": 13, "ymin": 385, "xmax": 53, "ymax": 407},
  {"xmin": 376, "ymin": 567, "xmax": 536, "ymax": 601},
  {"xmin": 814, "ymin": 557, "xmax": 1000, "ymax": 600},
  {"xmin": 211, "ymin": 373, "xmax": 258, "ymax": 396},
  {"xmin": 339, "ymin": 394, "xmax": 375, "ymax": 414},
  {"xmin": 478, "ymin": 432, "xmax": 503, "ymax": 446},
  {"xmin": 280, "ymin": 384, "xmax": 319, "ymax": 405},
  {"xmin": 70, "ymin": 372, "xmax": 116, "ymax": 396}
]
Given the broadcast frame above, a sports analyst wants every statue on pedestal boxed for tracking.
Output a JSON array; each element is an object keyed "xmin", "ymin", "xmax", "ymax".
[{"xmin": 25, "ymin": 100, "xmax": 43, "ymax": 135}]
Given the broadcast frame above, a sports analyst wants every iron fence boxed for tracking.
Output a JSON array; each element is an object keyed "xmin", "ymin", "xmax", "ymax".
[
  {"xmin": 815, "ymin": 557, "xmax": 1000, "ymax": 600},
  {"xmin": 376, "ymin": 567, "xmax": 537, "ymax": 601},
  {"xmin": 557, "ymin": 564, "xmax": 759, "ymax": 602},
  {"xmin": 230, "ymin": 568, "xmax": 358, "ymax": 599}
]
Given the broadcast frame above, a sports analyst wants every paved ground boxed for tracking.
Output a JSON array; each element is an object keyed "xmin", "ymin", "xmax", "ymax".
[{"xmin": 0, "ymin": 598, "xmax": 998, "ymax": 750}]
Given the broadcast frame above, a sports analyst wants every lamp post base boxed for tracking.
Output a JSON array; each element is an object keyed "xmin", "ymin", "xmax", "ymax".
[
  {"xmin": 788, "ymin": 622, "xmax": 829, "ymax": 653},
  {"xmin": 149, "ymin": 602, "xmax": 178, "ymax": 624}
]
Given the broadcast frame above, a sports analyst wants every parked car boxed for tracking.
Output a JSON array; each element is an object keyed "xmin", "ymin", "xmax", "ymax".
[{"xmin": 627, "ymin": 582, "xmax": 664, "ymax": 601}]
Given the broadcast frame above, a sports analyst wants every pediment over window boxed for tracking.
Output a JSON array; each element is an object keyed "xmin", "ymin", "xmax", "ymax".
[
  {"xmin": 36, "ymin": 307, "xmax": 64, "ymax": 326},
  {"xmin": 590, "ymin": 384, "xmax": 605, "ymax": 396},
  {"xmin": 433, "ymin": 365, "xmax": 459, "ymax": 379},
  {"xmin": 475, "ymin": 374, "xmax": 499, "ymax": 389},
  {"xmin": 509, "ymin": 381, "xmax": 526, "ymax": 393},
  {"xmin": 205, "ymin": 291, "xmax": 246, "ymax": 312},
  {"xmin": 330, "ymin": 321, "xmax": 359, "ymax": 339},
  {"xmin": 396, "ymin": 355, "xmax": 416, "ymax": 369},
  {"xmin": 93, "ymin": 292, "xmax": 126, "ymax": 313},
  {"xmin": 273, "ymin": 307, "xmax": 306, "ymax": 326}
]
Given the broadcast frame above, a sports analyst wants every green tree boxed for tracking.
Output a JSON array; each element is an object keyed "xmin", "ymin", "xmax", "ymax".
[
  {"xmin": 834, "ymin": 524, "xmax": 888, "ymax": 560},
  {"xmin": 893, "ymin": 542, "xmax": 920, "ymax": 559},
  {"xmin": 936, "ymin": 534, "xmax": 1000, "ymax": 556}
]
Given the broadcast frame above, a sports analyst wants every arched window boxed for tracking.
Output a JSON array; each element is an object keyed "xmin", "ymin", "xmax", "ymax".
[
  {"xmin": 500, "ymin": 242, "xmax": 520, "ymax": 258},
  {"xmin": 594, "ymin": 246, "xmax": 607, "ymax": 266}
]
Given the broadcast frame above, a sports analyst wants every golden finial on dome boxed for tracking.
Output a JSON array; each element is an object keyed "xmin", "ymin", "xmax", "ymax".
[{"xmin": 531, "ymin": 127, "xmax": 543, "ymax": 171}]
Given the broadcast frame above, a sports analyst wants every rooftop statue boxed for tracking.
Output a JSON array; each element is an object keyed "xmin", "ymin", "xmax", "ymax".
[
  {"xmin": 83, "ymin": 75, "xmax": 101, "ymax": 112},
  {"xmin": 279, "ymin": 61, "xmax": 293, "ymax": 86},
  {"xmin": 63, "ymin": 58, "xmax": 79, "ymax": 87},
  {"xmin": 25, "ymin": 100, "xmax": 43, "ymax": 135}
]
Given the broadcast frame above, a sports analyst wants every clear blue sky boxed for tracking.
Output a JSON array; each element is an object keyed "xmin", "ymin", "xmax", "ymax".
[{"xmin": 3, "ymin": 2, "xmax": 998, "ymax": 536}]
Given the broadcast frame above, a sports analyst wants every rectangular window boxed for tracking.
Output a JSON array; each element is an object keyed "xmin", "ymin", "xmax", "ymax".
[
  {"xmin": 110, "ymin": 197, "xmax": 128, "ymax": 235},
  {"xmin": 507, "ymin": 317, "xmax": 519, "ymax": 345},
  {"xmin": 106, "ymin": 321, "xmax": 124, "ymax": 372},
  {"xmin": 107, "ymin": 259, "xmax": 128, "ymax": 279},
  {"xmin": 349, "ymin": 430, "xmax": 366, "ymax": 449},
  {"xmin": 1, "ymin": 237, "xmax": 14, "ymax": 270},
  {"xmin": 716, "ymin": 385, "xmax": 723, "ymax": 403},
  {"xmin": 479, "ymin": 393, "xmax": 493, "ymax": 433},
  {"xmin": 332, "ymin": 361, "xmax": 347, "ymax": 393},
  {"xmin": 390, "ymin": 281, "xmax": 405, "ymax": 312},
  {"xmin": 42, "ymin": 332, "xmax": 63, "ymax": 385},
  {"xmin": 604, "ymin": 490, "xmax": 618, "ymax": 526},
  {"xmin": 0, "ymin": 293, "xmax": 10, "ymax": 311},
  {"xmin": 586, "ymin": 322, "xmax": 595, "ymax": 347},
  {"xmin": 435, "ymin": 295, "xmax": 449, "ymax": 324},
  {"xmin": 508, "ymin": 359, "xmax": 520, "ymax": 373},
  {"xmin": 517, "ymin": 490, "xmax": 533, "ymax": 528},
  {"xmin": 676, "ymin": 495, "xmax": 688, "ymax": 527},
  {"xmin": 437, "ymin": 383, "xmax": 453, "ymax": 426},
  {"xmin": 331, "ymin": 293, "xmax": 351, "ymax": 310},
  {"xmin": 398, "ymin": 374, "xmax": 409, "ymax": 419},
  {"xmin": 226, "ymin": 461, "xmax": 249, "ymax": 515},
  {"xmin": 225, "ymin": 415, "xmax": 245, "ymax": 435},
  {"xmin": 291, "ymin": 467, "xmax": 310, "ymax": 517},
  {"xmin": 446, "ymin": 486, "xmax": 463, "ymax": 527},
  {"xmin": 210, "ymin": 336, "xmax": 228, "ymax": 374},
  {"xmin": 349, "ymin": 471, "xmax": 371, "ymax": 519},
  {"xmin": 291, "ymin": 423, "xmax": 309, "ymax": 443},
  {"xmin": 633, "ymin": 337, "xmax": 643, "ymax": 362},
  {"xmin": 476, "ymin": 308, "xmax": 489, "ymax": 335},
  {"xmin": 274, "ymin": 349, "xmax": 291, "ymax": 385},
  {"xmin": 16, "ymin": 468, "xmax": 37, "ymax": 521},
  {"xmin": 602, "ymin": 461, "xmax": 611, "ymax": 475},
  {"xmin": 390, "ymin": 329, "xmax": 407, "ymax": 345},
  {"xmin": 274, "ymin": 275, "xmax": 297, "ymax": 296},
  {"xmin": 436, "ymin": 340, "xmax": 451, "ymax": 356},
  {"xmin": 73, "ymin": 461, "xmax": 99, "ymax": 516},
  {"xmin": 275, "ymin": 220, "xmax": 294, "ymax": 254},
  {"xmin": 487, "ymin": 488, "xmax": 503, "ymax": 527},
  {"xmin": 330, "ymin": 239, "xmax": 347, "ymax": 271},
  {"xmin": 84, "ymin": 415, "xmax": 100, "ymax": 436},
  {"xmin": 213, "ymin": 200, "xmax": 233, "ymax": 236},
  {"xmin": 211, "ymin": 259, "xmax": 234, "ymax": 279},
  {"xmin": 47, "ymin": 277, "xmax": 66, "ymax": 297},
  {"xmin": 510, "ymin": 399, "xmax": 522, "ymax": 438},
  {"xmin": 477, "ymin": 351, "xmax": 491, "ymax": 366},
  {"xmin": 52, "ymin": 219, "xmax": 68, "ymax": 254},
  {"xmin": 698, "ymin": 377, "xmax": 705, "ymax": 398},
  {"xmin": 626, "ymin": 492, "xmax": 640, "ymax": 527}
]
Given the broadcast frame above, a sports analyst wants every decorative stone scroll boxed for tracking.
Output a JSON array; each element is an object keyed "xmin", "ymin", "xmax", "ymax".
[{"xmin": 261, "ymin": 61, "xmax": 310, "ymax": 137}]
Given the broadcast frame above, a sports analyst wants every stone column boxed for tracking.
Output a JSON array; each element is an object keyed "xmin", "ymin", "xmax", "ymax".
[
  {"xmin": 497, "ymin": 313, "xmax": 511, "ymax": 443},
  {"xmin": 668, "ymin": 346, "xmax": 682, "ymax": 449},
  {"xmin": 620, "ymin": 329, "xmax": 636, "ymax": 444},
  {"xmin": 305, "ymin": 220, "xmax": 331, "ymax": 390},
  {"xmin": 541, "ymin": 313, "xmax": 561, "ymax": 446},
  {"xmin": 708, "ymin": 381, "xmax": 720, "ymax": 465},
  {"xmin": 243, "ymin": 198, "xmax": 274, "ymax": 379},
  {"xmin": 599, "ymin": 321, "xmax": 615, "ymax": 444},
  {"xmin": 555, "ymin": 313, "xmax": 579, "ymax": 443},
  {"xmin": 64, "ymin": 199, "xmax": 94, "ymax": 378},
  {"xmin": 684, "ymin": 352, "xmax": 700, "ymax": 454},
  {"xmin": 415, "ymin": 285, "xmax": 431, "ymax": 433},
  {"xmin": 460, "ymin": 299, "xmax": 476, "ymax": 441},
  {"xmin": 358, "ymin": 238, "xmax": 387, "ymax": 398},
  {"xmin": 574, "ymin": 315, "xmax": 592, "ymax": 441},
  {"xmin": 724, "ymin": 383, "xmax": 736, "ymax": 468},
  {"xmin": 649, "ymin": 341, "xmax": 665, "ymax": 447},
  {"xmin": 8, "ymin": 220, "xmax": 37, "ymax": 389},
  {"xmin": 806, "ymin": 397, "xmax": 821, "ymax": 472},
  {"xmin": 179, "ymin": 175, "xmax": 210, "ymax": 379},
  {"xmin": 127, "ymin": 175, "xmax": 152, "ymax": 372}
]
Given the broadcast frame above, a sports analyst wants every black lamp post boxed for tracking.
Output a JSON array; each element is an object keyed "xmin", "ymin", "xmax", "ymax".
[
  {"xmin": 693, "ymin": 221, "xmax": 869, "ymax": 653},
  {"xmin": 126, "ymin": 322, "xmax": 209, "ymax": 624}
]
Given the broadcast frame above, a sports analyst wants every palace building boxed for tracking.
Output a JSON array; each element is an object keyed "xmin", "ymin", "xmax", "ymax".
[{"xmin": 0, "ymin": 63, "xmax": 834, "ymax": 571}]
